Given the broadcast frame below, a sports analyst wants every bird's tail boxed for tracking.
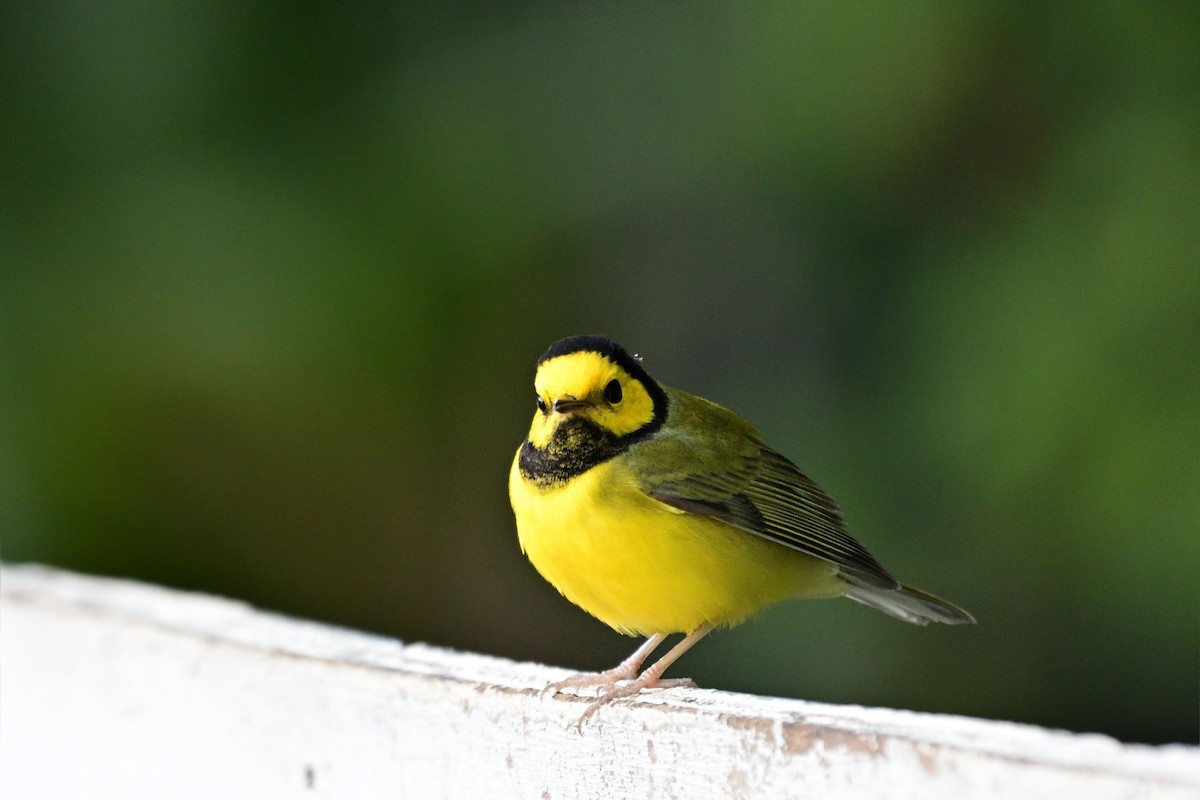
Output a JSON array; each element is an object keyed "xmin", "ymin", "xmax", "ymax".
[{"xmin": 845, "ymin": 582, "xmax": 975, "ymax": 626}]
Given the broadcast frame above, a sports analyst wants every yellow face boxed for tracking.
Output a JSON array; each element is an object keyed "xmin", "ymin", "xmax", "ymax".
[{"xmin": 528, "ymin": 350, "xmax": 658, "ymax": 448}]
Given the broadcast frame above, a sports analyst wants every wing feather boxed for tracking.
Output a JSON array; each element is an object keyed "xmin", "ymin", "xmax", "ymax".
[{"xmin": 634, "ymin": 391, "xmax": 898, "ymax": 589}]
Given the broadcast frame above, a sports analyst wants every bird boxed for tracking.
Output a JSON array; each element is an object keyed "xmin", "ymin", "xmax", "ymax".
[{"xmin": 508, "ymin": 334, "xmax": 973, "ymax": 721}]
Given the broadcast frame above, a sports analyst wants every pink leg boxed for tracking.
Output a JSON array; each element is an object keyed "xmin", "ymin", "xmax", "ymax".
[
  {"xmin": 579, "ymin": 623, "xmax": 714, "ymax": 723},
  {"xmin": 544, "ymin": 633, "xmax": 667, "ymax": 695}
]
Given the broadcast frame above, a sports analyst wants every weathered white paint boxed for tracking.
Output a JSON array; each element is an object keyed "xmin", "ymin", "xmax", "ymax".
[{"xmin": 1, "ymin": 564, "xmax": 1195, "ymax": 799}]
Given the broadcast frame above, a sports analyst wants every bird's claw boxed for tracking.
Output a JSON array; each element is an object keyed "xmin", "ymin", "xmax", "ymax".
[{"xmin": 568, "ymin": 675, "xmax": 697, "ymax": 731}]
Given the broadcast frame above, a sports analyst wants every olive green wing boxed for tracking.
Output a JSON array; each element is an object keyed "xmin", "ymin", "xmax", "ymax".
[{"xmin": 632, "ymin": 390, "xmax": 898, "ymax": 590}]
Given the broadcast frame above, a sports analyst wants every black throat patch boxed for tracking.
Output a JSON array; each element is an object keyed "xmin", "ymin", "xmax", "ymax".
[{"xmin": 518, "ymin": 415, "xmax": 660, "ymax": 488}]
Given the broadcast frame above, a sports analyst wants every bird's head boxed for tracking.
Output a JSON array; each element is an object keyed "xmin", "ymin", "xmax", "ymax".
[{"xmin": 526, "ymin": 335, "xmax": 668, "ymax": 449}]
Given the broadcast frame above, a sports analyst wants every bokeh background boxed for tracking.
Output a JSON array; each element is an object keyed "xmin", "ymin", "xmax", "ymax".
[{"xmin": 2, "ymin": 3, "xmax": 1196, "ymax": 746}]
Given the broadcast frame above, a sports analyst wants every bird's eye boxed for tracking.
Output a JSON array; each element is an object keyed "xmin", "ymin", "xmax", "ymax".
[
  {"xmin": 536, "ymin": 396, "xmax": 548, "ymax": 414},
  {"xmin": 604, "ymin": 379, "xmax": 623, "ymax": 405}
]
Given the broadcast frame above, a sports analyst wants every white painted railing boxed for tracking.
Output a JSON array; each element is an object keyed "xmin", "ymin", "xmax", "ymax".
[{"xmin": 2, "ymin": 563, "xmax": 1196, "ymax": 799}]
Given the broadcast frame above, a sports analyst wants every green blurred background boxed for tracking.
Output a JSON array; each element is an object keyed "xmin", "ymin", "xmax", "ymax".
[{"xmin": 2, "ymin": 3, "xmax": 1196, "ymax": 745}]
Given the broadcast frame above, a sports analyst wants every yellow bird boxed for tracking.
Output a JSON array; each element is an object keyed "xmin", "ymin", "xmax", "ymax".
[{"xmin": 509, "ymin": 335, "xmax": 973, "ymax": 718}]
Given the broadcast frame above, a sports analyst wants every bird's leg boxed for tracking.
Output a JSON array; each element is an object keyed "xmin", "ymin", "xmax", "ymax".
[
  {"xmin": 580, "ymin": 623, "xmax": 714, "ymax": 723},
  {"xmin": 544, "ymin": 633, "xmax": 667, "ymax": 695}
]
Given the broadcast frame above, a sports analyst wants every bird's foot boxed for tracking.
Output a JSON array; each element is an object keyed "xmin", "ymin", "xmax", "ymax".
[
  {"xmin": 540, "ymin": 628, "xmax": 711, "ymax": 731},
  {"xmin": 542, "ymin": 633, "xmax": 668, "ymax": 699},
  {"xmin": 574, "ymin": 672, "xmax": 696, "ymax": 729},
  {"xmin": 542, "ymin": 663, "xmax": 640, "ymax": 698}
]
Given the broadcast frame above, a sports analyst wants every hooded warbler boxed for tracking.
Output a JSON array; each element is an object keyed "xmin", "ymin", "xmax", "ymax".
[{"xmin": 509, "ymin": 335, "xmax": 973, "ymax": 719}]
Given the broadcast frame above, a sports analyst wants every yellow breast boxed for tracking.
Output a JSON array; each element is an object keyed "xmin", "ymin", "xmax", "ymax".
[{"xmin": 508, "ymin": 450, "xmax": 842, "ymax": 636}]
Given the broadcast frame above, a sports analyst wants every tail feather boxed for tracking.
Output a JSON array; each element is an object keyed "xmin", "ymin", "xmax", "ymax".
[{"xmin": 845, "ymin": 582, "xmax": 975, "ymax": 626}]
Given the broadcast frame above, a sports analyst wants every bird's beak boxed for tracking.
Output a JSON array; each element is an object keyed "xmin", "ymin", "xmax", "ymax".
[{"xmin": 552, "ymin": 397, "xmax": 592, "ymax": 414}]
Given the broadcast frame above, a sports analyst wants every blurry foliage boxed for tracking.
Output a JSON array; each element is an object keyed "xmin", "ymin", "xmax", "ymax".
[{"xmin": 2, "ymin": 2, "xmax": 1196, "ymax": 744}]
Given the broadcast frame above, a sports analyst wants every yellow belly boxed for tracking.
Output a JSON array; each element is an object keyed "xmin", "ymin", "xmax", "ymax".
[{"xmin": 509, "ymin": 451, "xmax": 843, "ymax": 636}]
